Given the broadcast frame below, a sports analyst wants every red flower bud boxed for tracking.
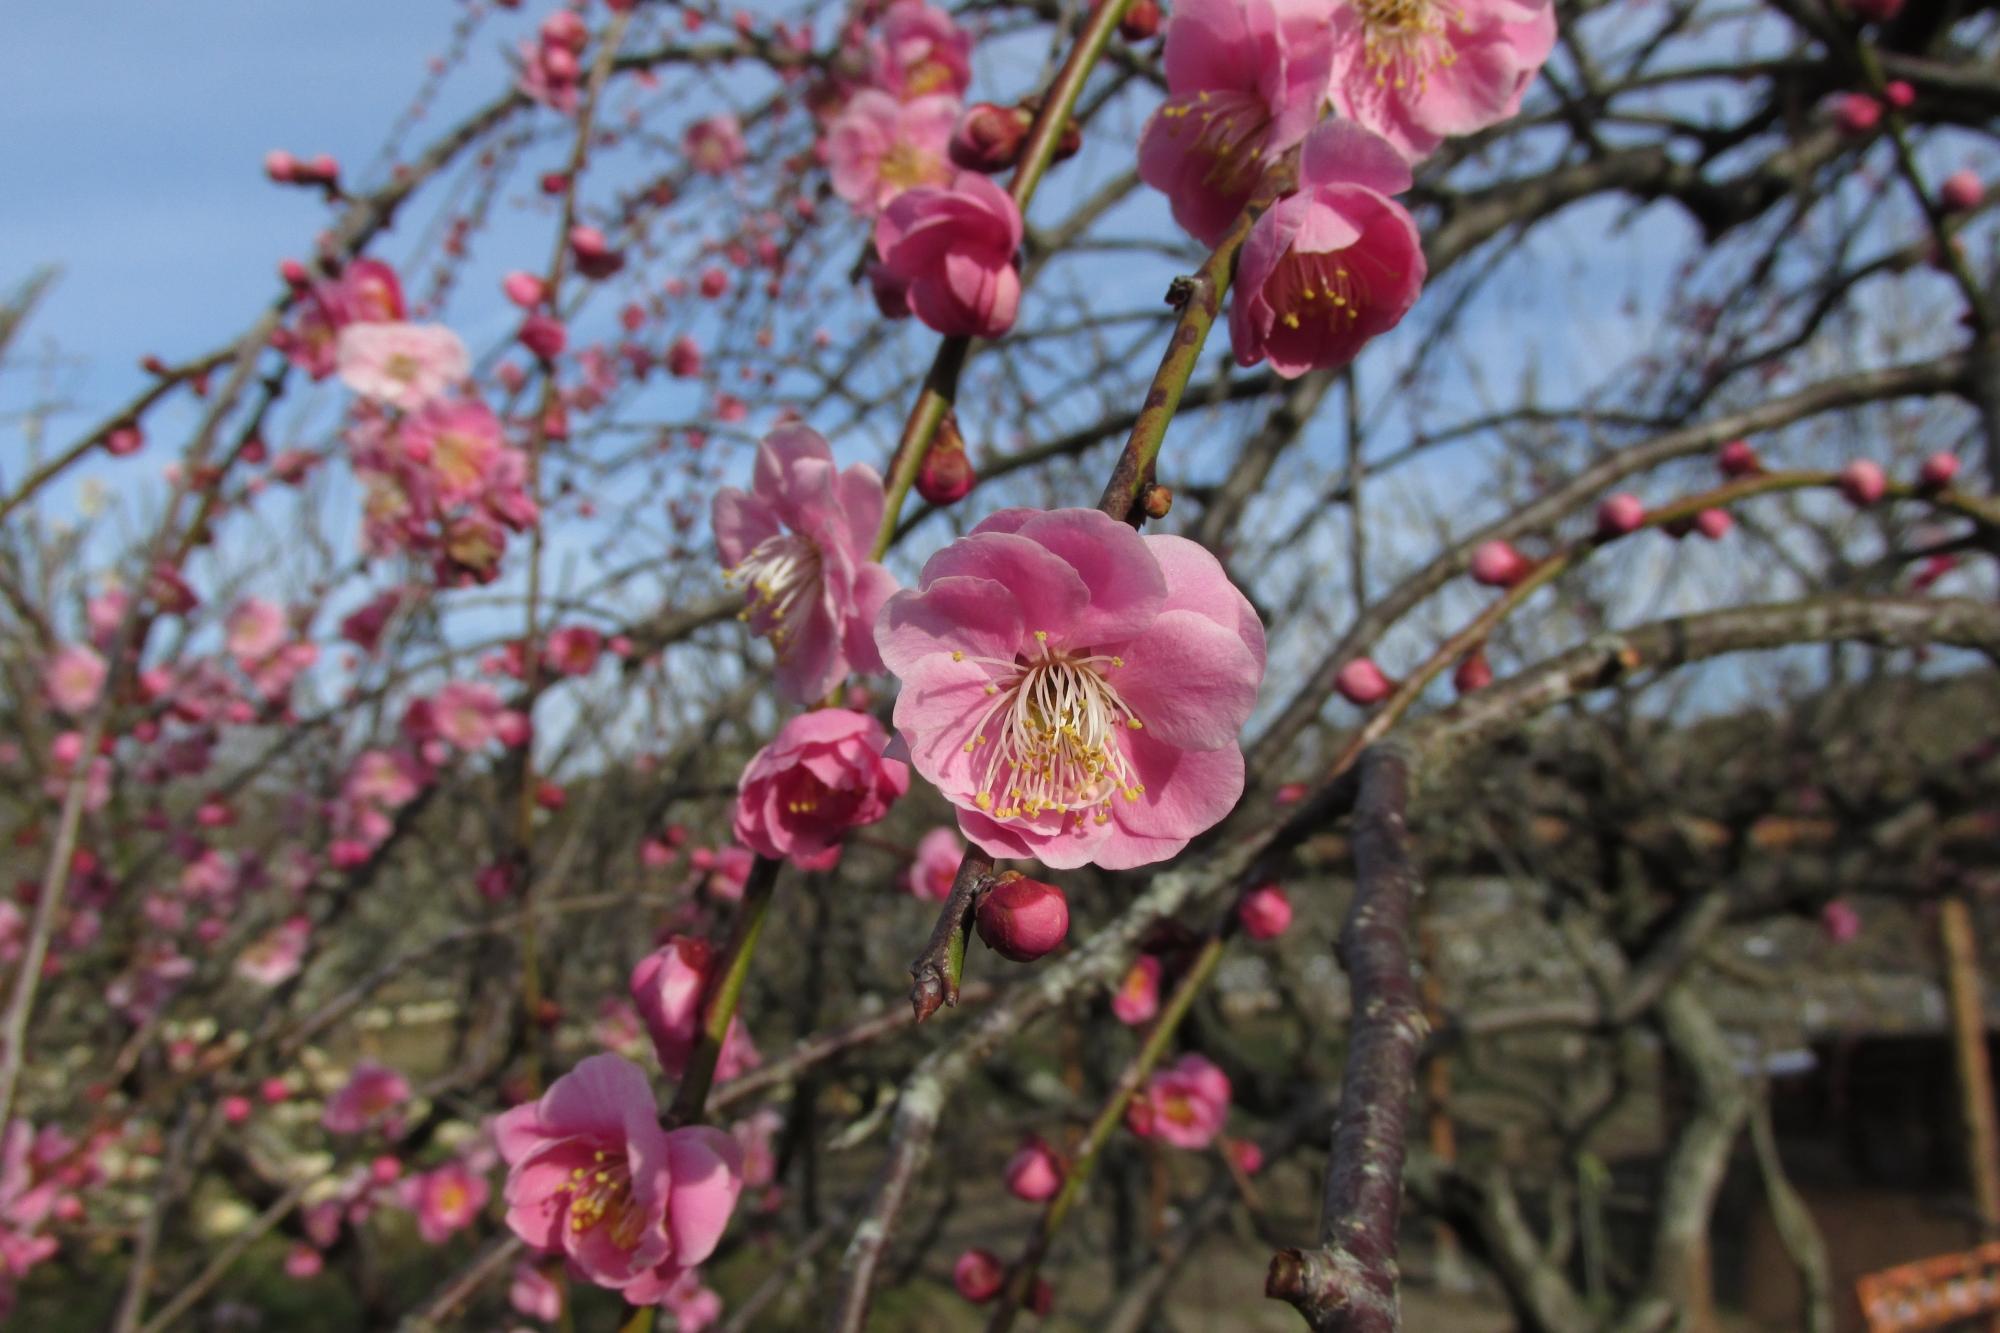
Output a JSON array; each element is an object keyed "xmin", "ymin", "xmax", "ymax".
[
  {"xmin": 518, "ymin": 313, "xmax": 568, "ymax": 361},
  {"xmin": 1453, "ymin": 646, "xmax": 1492, "ymax": 695},
  {"xmin": 1469, "ymin": 539, "xmax": 1531, "ymax": 587},
  {"xmin": 1596, "ymin": 492, "xmax": 1646, "ymax": 538},
  {"xmin": 264, "ymin": 149, "xmax": 298, "ymax": 183},
  {"xmin": 1833, "ymin": 94, "xmax": 1881, "ymax": 136},
  {"xmin": 949, "ymin": 102, "xmax": 1032, "ymax": 174},
  {"xmin": 1716, "ymin": 439, "xmax": 1761, "ymax": 477},
  {"xmin": 954, "ymin": 1249, "xmax": 1004, "ymax": 1303},
  {"xmin": 1693, "ymin": 507, "xmax": 1733, "ymax": 540},
  {"xmin": 569, "ymin": 225, "xmax": 623, "ymax": 280},
  {"xmin": 1941, "ymin": 170, "xmax": 1983, "ymax": 215},
  {"xmin": 977, "ymin": 874, "xmax": 1069, "ymax": 962},
  {"xmin": 104, "ymin": 424, "xmax": 144, "ymax": 457},
  {"xmin": 1237, "ymin": 884, "xmax": 1292, "ymax": 940},
  {"xmin": 1883, "ymin": 80, "xmax": 1914, "ymax": 110},
  {"xmin": 1335, "ymin": 657, "xmax": 1392, "ymax": 706},
  {"xmin": 1920, "ymin": 452, "xmax": 1960, "ymax": 489},
  {"xmin": 1838, "ymin": 459, "xmax": 1886, "ymax": 507},
  {"xmin": 1118, "ymin": 0, "xmax": 1162, "ymax": 40},
  {"xmin": 503, "ymin": 271, "xmax": 546, "ymax": 307},
  {"xmin": 1004, "ymin": 1139, "xmax": 1064, "ymax": 1201}
]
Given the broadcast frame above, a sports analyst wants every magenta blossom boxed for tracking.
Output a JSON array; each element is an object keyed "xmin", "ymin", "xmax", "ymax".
[
  {"xmin": 322, "ymin": 1062, "xmax": 411, "ymax": 1136},
  {"xmin": 630, "ymin": 938, "xmax": 761, "ymax": 1083},
  {"xmin": 870, "ymin": 1, "xmax": 973, "ymax": 101},
  {"xmin": 510, "ymin": 1261, "xmax": 563, "ymax": 1320},
  {"xmin": 684, "ymin": 115, "xmax": 747, "ymax": 174},
  {"xmin": 876, "ymin": 508, "xmax": 1265, "ymax": 870},
  {"xmin": 405, "ymin": 1160, "xmax": 491, "ymax": 1245},
  {"xmin": 1230, "ymin": 119, "xmax": 1425, "ymax": 378},
  {"xmin": 1326, "ymin": 0, "xmax": 1557, "ymax": 163},
  {"xmin": 902, "ymin": 826, "xmax": 963, "ymax": 901},
  {"xmin": 1136, "ymin": 0, "xmax": 1335, "ymax": 246},
  {"xmin": 873, "ymin": 173, "xmax": 1024, "ymax": 339},
  {"xmin": 733, "ymin": 708, "xmax": 910, "ymax": 869},
  {"xmin": 494, "ymin": 1054, "xmax": 744, "ymax": 1299},
  {"xmin": 1134, "ymin": 1053, "xmax": 1231, "ymax": 1149},
  {"xmin": 713, "ymin": 425, "xmax": 898, "ymax": 704},
  {"xmin": 1112, "ymin": 955, "xmax": 1162, "ymax": 1025},
  {"xmin": 828, "ymin": 91, "xmax": 959, "ymax": 215}
]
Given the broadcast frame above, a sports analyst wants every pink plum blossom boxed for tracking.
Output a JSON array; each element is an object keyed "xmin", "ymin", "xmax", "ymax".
[
  {"xmin": 402, "ymin": 400, "xmax": 505, "ymax": 505},
  {"xmin": 712, "ymin": 425, "xmax": 898, "ymax": 704},
  {"xmin": 493, "ymin": 1054, "xmax": 744, "ymax": 1300},
  {"xmin": 684, "ymin": 115, "xmax": 748, "ymax": 174},
  {"xmin": 336, "ymin": 322, "xmax": 470, "ymax": 412},
  {"xmin": 1229, "ymin": 119, "xmax": 1426, "ymax": 378},
  {"xmin": 431, "ymin": 681, "xmax": 506, "ymax": 752},
  {"xmin": 1004, "ymin": 1139, "xmax": 1063, "ymax": 1201},
  {"xmin": 235, "ymin": 915, "xmax": 311, "ymax": 987},
  {"xmin": 1113, "ymin": 955, "xmax": 1162, "ymax": 1025},
  {"xmin": 630, "ymin": 938, "xmax": 761, "ymax": 1083},
  {"xmin": 45, "ymin": 645, "xmax": 107, "ymax": 715},
  {"xmin": 659, "ymin": 1271, "xmax": 723, "ymax": 1332},
  {"xmin": 322, "ymin": 1062, "xmax": 411, "ymax": 1136},
  {"xmin": 873, "ymin": 173, "xmax": 1024, "ymax": 338},
  {"xmin": 405, "ymin": 1159, "xmax": 491, "ymax": 1244},
  {"xmin": 876, "ymin": 507, "xmax": 1265, "ymax": 870},
  {"xmin": 277, "ymin": 259, "xmax": 406, "ymax": 381},
  {"xmin": 1136, "ymin": 0, "xmax": 1335, "ymax": 246},
  {"xmin": 870, "ymin": 1, "xmax": 973, "ymax": 101},
  {"xmin": 1133, "ymin": 1053, "xmax": 1231, "ymax": 1149},
  {"xmin": 828, "ymin": 91, "xmax": 959, "ymax": 215},
  {"xmin": 902, "ymin": 826, "xmax": 963, "ymax": 901},
  {"xmin": 732, "ymin": 708, "xmax": 909, "ymax": 869},
  {"xmin": 1326, "ymin": 0, "xmax": 1557, "ymax": 163},
  {"xmin": 510, "ymin": 1261, "xmax": 564, "ymax": 1320}
]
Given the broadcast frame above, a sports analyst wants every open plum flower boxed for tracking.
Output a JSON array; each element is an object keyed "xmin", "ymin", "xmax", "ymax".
[
  {"xmin": 872, "ymin": 172, "xmax": 1023, "ymax": 339},
  {"xmin": 1229, "ymin": 119, "xmax": 1426, "ymax": 378},
  {"xmin": 733, "ymin": 708, "xmax": 910, "ymax": 870},
  {"xmin": 827, "ymin": 91, "xmax": 960, "ymax": 215},
  {"xmin": 1327, "ymin": 0, "xmax": 1557, "ymax": 163},
  {"xmin": 876, "ymin": 508, "xmax": 1265, "ymax": 870},
  {"xmin": 712, "ymin": 425, "xmax": 898, "ymax": 705},
  {"xmin": 494, "ymin": 1054, "xmax": 743, "ymax": 1303},
  {"xmin": 1137, "ymin": 0, "xmax": 1335, "ymax": 247}
]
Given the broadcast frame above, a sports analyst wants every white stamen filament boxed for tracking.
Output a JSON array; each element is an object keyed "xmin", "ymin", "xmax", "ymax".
[
  {"xmin": 958, "ymin": 639, "xmax": 1145, "ymax": 829},
  {"xmin": 1357, "ymin": 0, "xmax": 1467, "ymax": 93},
  {"xmin": 728, "ymin": 533, "xmax": 822, "ymax": 654}
]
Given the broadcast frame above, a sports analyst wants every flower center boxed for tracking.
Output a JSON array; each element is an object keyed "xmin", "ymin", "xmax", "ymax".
[
  {"xmin": 433, "ymin": 429, "xmax": 484, "ymax": 492},
  {"xmin": 385, "ymin": 351, "xmax": 422, "ymax": 385},
  {"xmin": 1156, "ymin": 89, "xmax": 1272, "ymax": 200},
  {"xmin": 1356, "ymin": 0, "xmax": 1463, "ymax": 92},
  {"xmin": 955, "ymin": 635, "xmax": 1146, "ymax": 827},
  {"xmin": 561, "ymin": 1149, "xmax": 646, "ymax": 1247},
  {"xmin": 728, "ymin": 533, "xmax": 823, "ymax": 654},
  {"xmin": 1268, "ymin": 250, "xmax": 1367, "ymax": 331},
  {"xmin": 879, "ymin": 141, "xmax": 937, "ymax": 191},
  {"xmin": 902, "ymin": 58, "xmax": 955, "ymax": 98},
  {"xmin": 1161, "ymin": 1092, "xmax": 1197, "ymax": 1126}
]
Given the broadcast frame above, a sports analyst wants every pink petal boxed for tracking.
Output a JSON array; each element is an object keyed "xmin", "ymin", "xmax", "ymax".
[
  {"xmin": 1013, "ymin": 508, "xmax": 1166, "ymax": 650},
  {"xmin": 1112, "ymin": 610, "xmax": 1261, "ymax": 751},
  {"xmin": 663, "ymin": 1127, "xmax": 745, "ymax": 1265}
]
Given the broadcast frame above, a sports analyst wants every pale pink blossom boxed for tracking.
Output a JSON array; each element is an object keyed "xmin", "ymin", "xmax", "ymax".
[
  {"xmin": 1326, "ymin": 0, "xmax": 1557, "ymax": 163},
  {"xmin": 1137, "ymin": 0, "xmax": 1335, "ymax": 246},
  {"xmin": 828, "ymin": 91, "xmax": 959, "ymax": 214},
  {"xmin": 1134, "ymin": 1053, "xmax": 1230, "ymax": 1149},
  {"xmin": 277, "ymin": 259, "xmax": 406, "ymax": 381},
  {"xmin": 1112, "ymin": 955, "xmax": 1162, "ymax": 1025},
  {"xmin": 236, "ymin": 915, "xmax": 311, "ymax": 987},
  {"xmin": 322, "ymin": 1062, "xmax": 411, "ymax": 1136},
  {"xmin": 405, "ymin": 1159, "xmax": 491, "ymax": 1244},
  {"xmin": 870, "ymin": 1, "xmax": 973, "ymax": 101},
  {"xmin": 630, "ymin": 938, "xmax": 761, "ymax": 1084},
  {"xmin": 545, "ymin": 625, "xmax": 604, "ymax": 676},
  {"xmin": 733, "ymin": 709, "xmax": 909, "ymax": 869},
  {"xmin": 431, "ymin": 681, "xmax": 505, "ymax": 752},
  {"xmin": 45, "ymin": 644, "xmax": 107, "ymax": 715},
  {"xmin": 876, "ymin": 507, "xmax": 1265, "ymax": 869},
  {"xmin": 659, "ymin": 1270, "xmax": 723, "ymax": 1332},
  {"xmin": 1229, "ymin": 120, "xmax": 1425, "ymax": 378},
  {"xmin": 731, "ymin": 1108, "xmax": 783, "ymax": 1191},
  {"xmin": 345, "ymin": 748, "xmax": 427, "ymax": 809},
  {"xmin": 510, "ymin": 1261, "xmax": 564, "ymax": 1321},
  {"xmin": 712, "ymin": 425, "xmax": 898, "ymax": 704},
  {"xmin": 0, "ymin": 1122, "xmax": 59, "ymax": 1294},
  {"xmin": 873, "ymin": 173, "xmax": 1024, "ymax": 338},
  {"xmin": 684, "ymin": 115, "xmax": 748, "ymax": 174},
  {"xmin": 902, "ymin": 826, "xmax": 963, "ymax": 901},
  {"xmin": 494, "ymin": 1054, "xmax": 744, "ymax": 1299},
  {"xmin": 336, "ymin": 322, "xmax": 470, "ymax": 413},
  {"xmin": 226, "ymin": 598, "xmax": 288, "ymax": 663}
]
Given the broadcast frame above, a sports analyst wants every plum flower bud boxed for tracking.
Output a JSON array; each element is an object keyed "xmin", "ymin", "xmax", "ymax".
[
  {"xmin": 1596, "ymin": 493, "xmax": 1646, "ymax": 538},
  {"xmin": 568, "ymin": 225, "xmax": 623, "ymax": 280},
  {"xmin": 916, "ymin": 421, "xmax": 976, "ymax": 505},
  {"xmin": 954, "ymin": 1249, "xmax": 1004, "ymax": 1303},
  {"xmin": 1833, "ymin": 94, "xmax": 1881, "ymax": 135},
  {"xmin": 503, "ymin": 271, "xmax": 545, "ymax": 307},
  {"xmin": 666, "ymin": 335, "xmax": 704, "ymax": 378},
  {"xmin": 1716, "ymin": 439, "xmax": 1762, "ymax": 477},
  {"xmin": 1112, "ymin": 955, "xmax": 1161, "ymax": 1025},
  {"xmin": 1454, "ymin": 646, "xmax": 1492, "ymax": 695},
  {"xmin": 1335, "ymin": 657, "xmax": 1392, "ymax": 706},
  {"xmin": 1883, "ymin": 80, "xmax": 1915, "ymax": 110},
  {"xmin": 264, "ymin": 150, "xmax": 299, "ymax": 182},
  {"xmin": 1118, "ymin": 0, "xmax": 1161, "ymax": 41},
  {"xmin": 1237, "ymin": 884, "xmax": 1292, "ymax": 940},
  {"xmin": 1846, "ymin": 0, "xmax": 1902, "ymax": 19},
  {"xmin": 1821, "ymin": 899, "xmax": 1860, "ymax": 943},
  {"xmin": 1693, "ymin": 508, "xmax": 1733, "ymax": 540},
  {"xmin": 1004, "ymin": 1139, "xmax": 1064, "ymax": 1201},
  {"xmin": 1920, "ymin": 453, "xmax": 1960, "ymax": 489},
  {"xmin": 1838, "ymin": 459, "xmax": 1886, "ymax": 507},
  {"xmin": 518, "ymin": 313, "xmax": 567, "ymax": 361},
  {"xmin": 977, "ymin": 874, "xmax": 1069, "ymax": 962},
  {"xmin": 949, "ymin": 102, "xmax": 1032, "ymax": 174},
  {"xmin": 1469, "ymin": 540, "xmax": 1530, "ymax": 588},
  {"xmin": 105, "ymin": 424, "xmax": 144, "ymax": 457},
  {"xmin": 1941, "ymin": 170, "xmax": 1983, "ymax": 215}
]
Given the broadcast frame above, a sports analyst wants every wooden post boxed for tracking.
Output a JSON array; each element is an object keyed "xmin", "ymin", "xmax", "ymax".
[{"xmin": 1940, "ymin": 896, "xmax": 2000, "ymax": 1235}]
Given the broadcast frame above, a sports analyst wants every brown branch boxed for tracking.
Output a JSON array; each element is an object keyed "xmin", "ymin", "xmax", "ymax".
[
  {"xmin": 907, "ymin": 850, "xmax": 998, "ymax": 1023},
  {"xmin": 1267, "ymin": 745, "xmax": 1426, "ymax": 1332}
]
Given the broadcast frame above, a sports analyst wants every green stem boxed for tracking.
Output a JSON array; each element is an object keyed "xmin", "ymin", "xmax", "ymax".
[{"xmin": 667, "ymin": 855, "xmax": 783, "ymax": 1125}]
